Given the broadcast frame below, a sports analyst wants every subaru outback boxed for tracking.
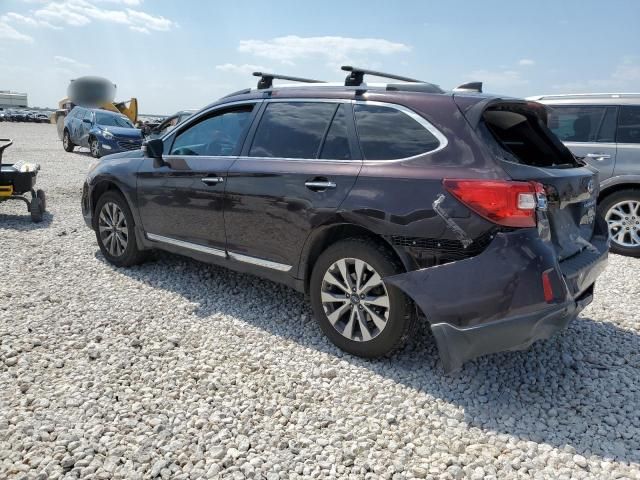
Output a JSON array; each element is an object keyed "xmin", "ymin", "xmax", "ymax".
[{"xmin": 82, "ymin": 67, "xmax": 608, "ymax": 372}]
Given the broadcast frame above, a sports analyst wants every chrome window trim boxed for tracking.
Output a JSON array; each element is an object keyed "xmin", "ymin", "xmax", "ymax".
[
  {"xmin": 242, "ymin": 98, "xmax": 448, "ymax": 164},
  {"xmin": 228, "ymin": 252, "xmax": 292, "ymax": 272},
  {"xmin": 147, "ymin": 233, "xmax": 226, "ymax": 257}
]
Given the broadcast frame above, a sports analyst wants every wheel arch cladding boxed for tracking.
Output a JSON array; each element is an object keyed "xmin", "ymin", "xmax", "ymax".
[
  {"xmin": 599, "ymin": 183, "xmax": 640, "ymax": 203},
  {"xmin": 300, "ymin": 223, "xmax": 412, "ymax": 294}
]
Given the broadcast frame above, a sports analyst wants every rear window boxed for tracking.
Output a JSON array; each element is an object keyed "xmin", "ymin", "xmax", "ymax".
[
  {"xmin": 547, "ymin": 105, "xmax": 617, "ymax": 142},
  {"xmin": 354, "ymin": 104, "xmax": 440, "ymax": 160},
  {"xmin": 249, "ymin": 102, "xmax": 336, "ymax": 159},
  {"xmin": 482, "ymin": 104, "xmax": 579, "ymax": 168}
]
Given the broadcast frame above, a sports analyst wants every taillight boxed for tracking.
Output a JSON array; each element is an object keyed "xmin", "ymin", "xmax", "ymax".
[{"xmin": 443, "ymin": 179, "xmax": 544, "ymax": 228}]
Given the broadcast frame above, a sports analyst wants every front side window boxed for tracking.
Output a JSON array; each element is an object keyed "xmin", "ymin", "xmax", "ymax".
[
  {"xmin": 617, "ymin": 106, "xmax": 640, "ymax": 144},
  {"xmin": 547, "ymin": 106, "xmax": 609, "ymax": 142},
  {"xmin": 354, "ymin": 104, "xmax": 440, "ymax": 160},
  {"xmin": 170, "ymin": 105, "xmax": 253, "ymax": 156},
  {"xmin": 249, "ymin": 102, "xmax": 337, "ymax": 159}
]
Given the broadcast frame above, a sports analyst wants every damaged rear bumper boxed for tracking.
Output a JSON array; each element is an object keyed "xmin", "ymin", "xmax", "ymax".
[{"xmin": 385, "ymin": 229, "xmax": 608, "ymax": 372}]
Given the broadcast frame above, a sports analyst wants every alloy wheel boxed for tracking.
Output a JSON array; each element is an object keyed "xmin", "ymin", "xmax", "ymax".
[
  {"xmin": 63, "ymin": 133, "xmax": 69, "ymax": 149},
  {"xmin": 91, "ymin": 140, "xmax": 100, "ymax": 157},
  {"xmin": 320, "ymin": 258, "xmax": 390, "ymax": 342},
  {"xmin": 605, "ymin": 200, "xmax": 640, "ymax": 247},
  {"xmin": 98, "ymin": 202, "xmax": 128, "ymax": 257}
]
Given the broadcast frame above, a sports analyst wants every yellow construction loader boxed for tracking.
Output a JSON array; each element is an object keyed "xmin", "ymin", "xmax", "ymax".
[{"xmin": 52, "ymin": 76, "xmax": 138, "ymax": 140}]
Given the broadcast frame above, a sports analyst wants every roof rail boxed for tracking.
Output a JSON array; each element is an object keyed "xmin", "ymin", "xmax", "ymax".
[
  {"xmin": 341, "ymin": 65, "xmax": 423, "ymax": 86},
  {"xmin": 529, "ymin": 92, "xmax": 640, "ymax": 100},
  {"xmin": 453, "ymin": 81, "xmax": 483, "ymax": 93},
  {"xmin": 252, "ymin": 72, "xmax": 326, "ymax": 90}
]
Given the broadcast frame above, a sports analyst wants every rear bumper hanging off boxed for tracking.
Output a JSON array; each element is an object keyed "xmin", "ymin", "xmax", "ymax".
[{"xmin": 385, "ymin": 229, "xmax": 609, "ymax": 372}]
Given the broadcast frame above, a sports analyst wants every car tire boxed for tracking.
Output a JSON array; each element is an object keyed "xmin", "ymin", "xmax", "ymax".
[
  {"xmin": 94, "ymin": 190, "xmax": 147, "ymax": 267},
  {"xmin": 599, "ymin": 189, "xmax": 640, "ymax": 257},
  {"xmin": 310, "ymin": 237, "xmax": 415, "ymax": 358},
  {"xmin": 90, "ymin": 137, "xmax": 101, "ymax": 158},
  {"xmin": 30, "ymin": 193, "xmax": 43, "ymax": 223},
  {"xmin": 63, "ymin": 130, "xmax": 75, "ymax": 152}
]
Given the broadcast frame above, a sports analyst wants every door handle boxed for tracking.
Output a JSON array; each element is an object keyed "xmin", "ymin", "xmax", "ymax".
[
  {"xmin": 305, "ymin": 180, "xmax": 336, "ymax": 191},
  {"xmin": 201, "ymin": 176, "xmax": 224, "ymax": 185},
  {"xmin": 586, "ymin": 153, "xmax": 611, "ymax": 160}
]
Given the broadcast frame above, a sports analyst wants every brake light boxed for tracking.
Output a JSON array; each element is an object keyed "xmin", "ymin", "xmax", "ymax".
[{"xmin": 443, "ymin": 179, "xmax": 543, "ymax": 228}]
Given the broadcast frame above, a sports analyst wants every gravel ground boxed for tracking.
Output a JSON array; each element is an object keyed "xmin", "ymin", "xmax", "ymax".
[{"xmin": 1, "ymin": 123, "xmax": 639, "ymax": 480}]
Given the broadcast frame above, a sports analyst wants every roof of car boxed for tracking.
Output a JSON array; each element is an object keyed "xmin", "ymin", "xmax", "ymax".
[{"xmin": 527, "ymin": 93, "xmax": 640, "ymax": 106}]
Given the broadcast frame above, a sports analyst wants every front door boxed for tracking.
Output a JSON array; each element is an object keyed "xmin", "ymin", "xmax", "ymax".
[
  {"xmin": 547, "ymin": 104, "xmax": 618, "ymax": 180},
  {"xmin": 136, "ymin": 103, "xmax": 258, "ymax": 252},
  {"xmin": 224, "ymin": 101, "xmax": 362, "ymax": 272}
]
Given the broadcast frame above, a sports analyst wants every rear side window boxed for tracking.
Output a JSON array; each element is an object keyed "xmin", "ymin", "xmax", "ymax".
[
  {"xmin": 354, "ymin": 104, "xmax": 440, "ymax": 160},
  {"xmin": 320, "ymin": 104, "xmax": 351, "ymax": 160},
  {"xmin": 547, "ymin": 106, "xmax": 614, "ymax": 142},
  {"xmin": 249, "ymin": 102, "xmax": 336, "ymax": 159},
  {"xmin": 617, "ymin": 106, "xmax": 640, "ymax": 144},
  {"xmin": 170, "ymin": 106, "xmax": 253, "ymax": 156}
]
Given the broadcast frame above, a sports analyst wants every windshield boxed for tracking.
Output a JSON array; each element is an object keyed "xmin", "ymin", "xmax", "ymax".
[{"xmin": 95, "ymin": 112, "xmax": 134, "ymax": 128}]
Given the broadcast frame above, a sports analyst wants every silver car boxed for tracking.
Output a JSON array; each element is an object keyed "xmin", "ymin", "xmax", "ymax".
[{"xmin": 530, "ymin": 93, "xmax": 640, "ymax": 257}]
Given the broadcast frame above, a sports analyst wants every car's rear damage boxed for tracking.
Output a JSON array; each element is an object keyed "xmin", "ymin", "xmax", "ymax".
[{"xmin": 383, "ymin": 97, "xmax": 609, "ymax": 372}]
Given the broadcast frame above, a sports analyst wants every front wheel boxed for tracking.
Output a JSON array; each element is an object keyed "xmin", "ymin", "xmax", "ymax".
[
  {"xmin": 310, "ymin": 238, "xmax": 414, "ymax": 358},
  {"xmin": 94, "ymin": 191, "xmax": 147, "ymax": 267},
  {"xmin": 600, "ymin": 189, "xmax": 640, "ymax": 257},
  {"xmin": 90, "ymin": 138, "xmax": 101, "ymax": 158},
  {"xmin": 63, "ymin": 130, "xmax": 75, "ymax": 152}
]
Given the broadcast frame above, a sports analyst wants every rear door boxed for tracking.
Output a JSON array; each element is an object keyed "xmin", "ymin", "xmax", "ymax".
[
  {"xmin": 224, "ymin": 100, "xmax": 361, "ymax": 272},
  {"xmin": 547, "ymin": 105, "xmax": 618, "ymax": 180},
  {"xmin": 136, "ymin": 103, "xmax": 258, "ymax": 252},
  {"xmin": 613, "ymin": 105, "xmax": 640, "ymax": 176}
]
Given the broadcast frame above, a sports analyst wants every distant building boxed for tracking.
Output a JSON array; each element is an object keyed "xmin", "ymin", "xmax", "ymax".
[{"xmin": 0, "ymin": 90, "xmax": 28, "ymax": 108}]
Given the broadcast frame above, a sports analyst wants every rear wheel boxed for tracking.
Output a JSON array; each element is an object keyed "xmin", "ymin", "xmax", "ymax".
[
  {"xmin": 36, "ymin": 189, "xmax": 46, "ymax": 212},
  {"xmin": 600, "ymin": 189, "xmax": 640, "ymax": 257},
  {"xmin": 63, "ymin": 130, "xmax": 74, "ymax": 152},
  {"xmin": 30, "ymin": 193, "xmax": 43, "ymax": 223},
  {"xmin": 94, "ymin": 191, "xmax": 147, "ymax": 267},
  {"xmin": 310, "ymin": 238, "xmax": 414, "ymax": 358}
]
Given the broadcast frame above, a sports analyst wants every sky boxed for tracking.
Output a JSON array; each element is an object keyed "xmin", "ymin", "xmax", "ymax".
[{"xmin": 0, "ymin": 0, "xmax": 639, "ymax": 114}]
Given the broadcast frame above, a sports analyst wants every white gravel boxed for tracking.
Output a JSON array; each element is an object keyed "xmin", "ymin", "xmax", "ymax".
[{"xmin": 1, "ymin": 123, "xmax": 640, "ymax": 480}]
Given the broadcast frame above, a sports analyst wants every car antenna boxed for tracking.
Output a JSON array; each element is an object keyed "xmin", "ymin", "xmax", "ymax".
[
  {"xmin": 253, "ymin": 72, "xmax": 327, "ymax": 90},
  {"xmin": 341, "ymin": 66, "xmax": 424, "ymax": 86}
]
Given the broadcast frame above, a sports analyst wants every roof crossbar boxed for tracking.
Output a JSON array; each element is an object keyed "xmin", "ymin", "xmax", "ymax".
[
  {"xmin": 341, "ymin": 65, "xmax": 424, "ymax": 86},
  {"xmin": 253, "ymin": 72, "xmax": 326, "ymax": 90}
]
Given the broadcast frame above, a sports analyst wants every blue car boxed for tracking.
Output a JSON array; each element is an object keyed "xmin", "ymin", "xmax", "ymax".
[{"xmin": 62, "ymin": 106, "xmax": 142, "ymax": 158}]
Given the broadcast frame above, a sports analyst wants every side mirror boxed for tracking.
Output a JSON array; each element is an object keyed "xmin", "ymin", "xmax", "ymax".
[
  {"xmin": 82, "ymin": 118, "xmax": 91, "ymax": 124},
  {"xmin": 143, "ymin": 138, "xmax": 166, "ymax": 166}
]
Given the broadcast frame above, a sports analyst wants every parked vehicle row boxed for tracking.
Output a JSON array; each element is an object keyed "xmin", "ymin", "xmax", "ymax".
[
  {"xmin": 0, "ymin": 109, "xmax": 51, "ymax": 123},
  {"xmin": 81, "ymin": 67, "xmax": 608, "ymax": 372}
]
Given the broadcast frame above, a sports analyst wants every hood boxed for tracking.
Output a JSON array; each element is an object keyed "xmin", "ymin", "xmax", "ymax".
[{"xmin": 98, "ymin": 126, "xmax": 142, "ymax": 138}]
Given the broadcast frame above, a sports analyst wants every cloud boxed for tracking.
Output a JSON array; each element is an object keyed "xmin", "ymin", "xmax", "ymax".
[
  {"xmin": 518, "ymin": 59, "xmax": 535, "ymax": 66},
  {"xmin": 54, "ymin": 55, "xmax": 90, "ymax": 69},
  {"xmin": 237, "ymin": 35, "xmax": 411, "ymax": 66},
  {"xmin": 215, "ymin": 63, "xmax": 268, "ymax": 75},
  {"xmin": 3, "ymin": 0, "xmax": 174, "ymax": 38},
  {"xmin": 0, "ymin": 20, "xmax": 34, "ymax": 42},
  {"xmin": 552, "ymin": 57, "xmax": 640, "ymax": 92}
]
